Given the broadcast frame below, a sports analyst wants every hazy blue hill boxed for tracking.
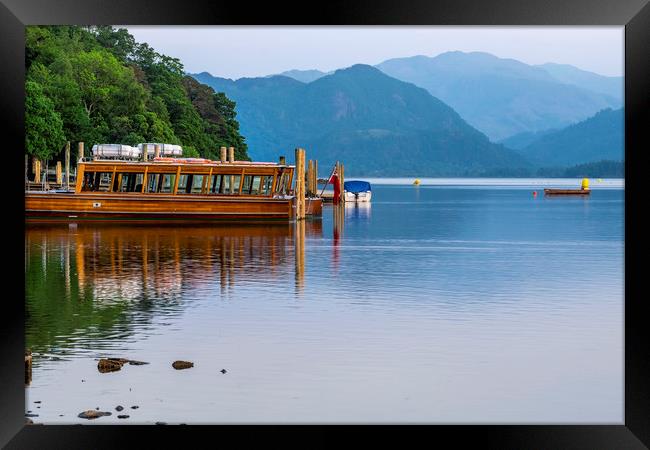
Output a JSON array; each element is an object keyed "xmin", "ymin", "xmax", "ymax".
[
  {"xmin": 536, "ymin": 63, "xmax": 623, "ymax": 102},
  {"xmin": 499, "ymin": 129, "xmax": 558, "ymax": 150},
  {"xmin": 278, "ymin": 69, "xmax": 331, "ymax": 83},
  {"xmin": 376, "ymin": 51, "xmax": 621, "ymax": 141},
  {"xmin": 517, "ymin": 108, "xmax": 624, "ymax": 167},
  {"xmin": 191, "ymin": 65, "xmax": 530, "ymax": 176}
]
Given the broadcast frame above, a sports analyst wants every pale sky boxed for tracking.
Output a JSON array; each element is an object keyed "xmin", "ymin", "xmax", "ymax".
[{"xmin": 124, "ymin": 26, "xmax": 624, "ymax": 79}]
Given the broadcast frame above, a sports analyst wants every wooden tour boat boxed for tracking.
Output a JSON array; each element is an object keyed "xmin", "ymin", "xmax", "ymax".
[{"xmin": 26, "ymin": 154, "xmax": 322, "ymax": 222}]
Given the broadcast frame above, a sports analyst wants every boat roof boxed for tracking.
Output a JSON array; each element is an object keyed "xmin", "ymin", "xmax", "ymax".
[
  {"xmin": 344, "ymin": 180, "xmax": 371, "ymax": 192},
  {"xmin": 81, "ymin": 158, "xmax": 292, "ymax": 169}
]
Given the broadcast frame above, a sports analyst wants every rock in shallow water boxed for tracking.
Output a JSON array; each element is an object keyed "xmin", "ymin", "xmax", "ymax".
[
  {"xmin": 97, "ymin": 357, "xmax": 149, "ymax": 373},
  {"xmin": 97, "ymin": 359, "xmax": 125, "ymax": 373},
  {"xmin": 117, "ymin": 415, "xmax": 130, "ymax": 419},
  {"xmin": 78, "ymin": 410, "xmax": 112, "ymax": 420},
  {"xmin": 116, "ymin": 405, "xmax": 124, "ymax": 412},
  {"xmin": 172, "ymin": 361, "xmax": 194, "ymax": 370}
]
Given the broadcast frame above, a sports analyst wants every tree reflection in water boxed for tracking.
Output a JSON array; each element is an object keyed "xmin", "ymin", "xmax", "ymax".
[{"xmin": 25, "ymin": 221, "xmax": 321, "ymax": 364}]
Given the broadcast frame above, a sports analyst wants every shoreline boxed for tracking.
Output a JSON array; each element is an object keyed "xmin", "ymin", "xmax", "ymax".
[{"xmin": 338, "ymin": 177, "xmax": 625, "ymax": 188}]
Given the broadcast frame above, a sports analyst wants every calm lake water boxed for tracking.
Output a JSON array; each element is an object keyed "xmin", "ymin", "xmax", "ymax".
[{"xmin": 25, "ymin": 179, "xmax": 624, "ymax": 424}]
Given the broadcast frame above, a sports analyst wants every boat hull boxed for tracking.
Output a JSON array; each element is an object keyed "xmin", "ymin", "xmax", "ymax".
[
  {"xmin": 344, "ymin": 191, "xmax": 372, "ymax": 202},
  {"xmin": 543, "ymin": 189, "xmax": 591, "ymax": 196},
  {"xmin": 25, "ymin": 192, "xmax": 295, "ymax": 222}
]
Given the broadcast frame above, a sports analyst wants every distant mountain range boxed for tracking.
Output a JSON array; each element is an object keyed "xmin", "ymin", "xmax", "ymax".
[
  {"xmin": 533, "ymin": 63, "xmax": 623, "ymax": 100},
  {"xmin": 513, "ymin": 108, "xmax": 624, "ymax": 168},
  {"xmin": 274, "ymin": 53, "xmax": 623, "ymax": 142},
  {"xmin": 375, "ymin": 52, "xmax": 622, "ymax": 141},
  {"xmin": 277, "ymin": 69, "xmax": 333, "ymax": 83},
  {"xmin": 192, "ymin": 65, "xmax": 530, "ymax": 176},
  {"xmin": 498, "ymin": 129, "xmax": 558, "ymax": 151},
  {"xmin": 190, "ymin": 51, "xmax": 624, "ymax": 176}
]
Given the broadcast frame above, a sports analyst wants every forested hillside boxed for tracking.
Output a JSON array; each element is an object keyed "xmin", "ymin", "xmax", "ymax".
[
  {"xmin": 193, "ymin": 65, "xmax": 530, "ymax": 177},
  {"xmin": 515, "ymin": 108, "xmax": 624, "ymax": 167},
  {"xmin": 25, "ymin": 26, "xmax": 249, "ymax": 162}
]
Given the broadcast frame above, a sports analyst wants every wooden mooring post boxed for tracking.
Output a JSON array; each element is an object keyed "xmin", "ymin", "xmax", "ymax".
[
  {"xmin": 309, "ymin": 160, "xmax": 318, "ymax": 197},
  {"xmin": 295, "ymin": 218, "xmax": 305, "ymax": 293},
  {"xmin": 279, "ymin": 156, "xmax": 286, "ymax": 165},
  {"xmin": 65, "ymin": 141, "xmax": 70, "ymax": 190},
  {"xmin": 220, "ymin": 146, "xmax": 227, "ymax": 163},
  {"xmin": 295, "ymin": 148, "xmax": 306, "ymax": 220},
  {"xmin": 228, "ymin": 147, "xmax": 235, "ymax": 193},
  {"xmin": 154, "ymin": 144, "xmax": 161, "ymax": 159},
  {"xmin": 306, "ymin": 160, "xmax": 314, "ymax": 197},
  {"xmin": 34, "ymin": 158, "xmax": 41, "ymax": 184},
  {"xmin": 56, "ymin": 161, "xmax": 62, "ymax": 185}
]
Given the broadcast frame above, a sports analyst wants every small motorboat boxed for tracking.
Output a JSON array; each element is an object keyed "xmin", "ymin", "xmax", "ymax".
[
  {"xmin": 543, "ymin": 188, "xmax": 590, "ymax": 196},
  {"xmin": 543, "ymin": 178, "xmax": 591, "ymax": 196},
  {"xmin": 344, "ymin": 180, "xmax": 372, "ymax": 202}
]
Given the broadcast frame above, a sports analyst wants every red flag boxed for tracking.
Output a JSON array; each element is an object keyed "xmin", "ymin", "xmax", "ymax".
[{"xmin": 329, "ymin": 171, "xmax": 340, "ymax": 205}]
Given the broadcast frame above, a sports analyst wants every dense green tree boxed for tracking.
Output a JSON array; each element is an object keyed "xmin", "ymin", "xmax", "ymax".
[
  {"xmin": 25, "ymin": 25, "xmax": 249, "ymax": 162},
  {"xmin": 25, "ymin": 81, "xmax": 66, "ymax": 160}
]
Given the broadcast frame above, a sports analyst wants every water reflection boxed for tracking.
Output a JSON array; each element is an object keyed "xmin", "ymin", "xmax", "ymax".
[
  {"xmin": 345, "ymin": 202, "xmax": 371, "ymax": 220},
  {"xmin": 25, "ymin": 222, "xmax": 318, "ymax": 361}
]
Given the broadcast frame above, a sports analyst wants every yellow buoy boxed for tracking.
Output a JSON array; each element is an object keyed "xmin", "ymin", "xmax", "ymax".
[
  {"xmin": 581, "ymin": 178, "xmax": 590, "ymax": 190},
  {"xmin": 413, "ymin": 179, "xmax": 421, "ymax": 185}
]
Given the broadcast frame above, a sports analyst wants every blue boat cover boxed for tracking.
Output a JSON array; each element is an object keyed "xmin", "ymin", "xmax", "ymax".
[{"xmin": 344, "ymin": 180, "xmax": 371, "ymax": 193}]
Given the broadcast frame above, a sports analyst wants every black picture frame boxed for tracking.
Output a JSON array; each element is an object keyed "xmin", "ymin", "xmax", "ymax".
[{"xmin": 2, "ymin": 0, "xmax": 648, "ymax": 447}]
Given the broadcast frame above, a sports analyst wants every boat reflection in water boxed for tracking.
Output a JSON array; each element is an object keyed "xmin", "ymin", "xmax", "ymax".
[
  {"xmin": 344, "ymin": 201, "xmax": 371, "ymax": 220},
  {"xmin": 25, "ymin": 221, "xmax": 322, "ymax": 359}
]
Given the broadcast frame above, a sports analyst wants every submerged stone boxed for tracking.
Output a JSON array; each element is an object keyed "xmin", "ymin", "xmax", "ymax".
[
  {"xmin": 172, "ymin": 360, "xmax": 194, "ymax": 370},
  {"xmin": 97, "ymin": 359, "xmax": 125, "ymax": 373},
  {"xmin": 97, "ymin": 357, "xmax": 149, "ymax": 373},
  {"xmin": 116, "ymin": 405, "xmax": 124, "ymax": 412},
  {"xmin": 117, "ymin": 415, "xmax": 130, "ymax": 419},
  {"xmin": 78, "ymin": 410, "xmax": 112, "ymax": 419},
  {"xmin": 127, "ymin": 360, "xmax": 149, "ymax": 366}
]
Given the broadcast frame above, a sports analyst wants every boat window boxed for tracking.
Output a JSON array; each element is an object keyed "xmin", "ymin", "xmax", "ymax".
[
  {"xmin": 177, "ymin": 174, "xmax": 190, "ymax": 193},
  {"xmin": 276, "ymin": 171, "xmax": 289, "ymax": 195},
  {"xmin": 205, "ymin": 174, "xmax": 243, "ymax": 194},
  {"xmin": 145, "ymin": 173, "xmax": 176, "ymax": 193},
  {"xmin": 209, "ymin": 174, "xmax": 223, "ymax": 194},
  {"xmin": 261, "ymin": 176, "xmax": 273, "ymax": 195},
  {"xmin": 222, "ymin": 175, "xmax": 241, "ymax": 195},
  {"xmin": 159, "ymin": 174, "xmax": 176, "ymax": 193},
  {"xmin": 190, "ymin": 175, "xmax": 206, "ymax": 194},
  {"xmin": 241, "ymin": 175, "xmax": 263, "ymax": 195},
  {"xmin": 176, "ymin": 174, "xmax": 208, "ymax": 194},
  {"xmin": 116, "ymin": 172, "xmax": 144, "ymax": 192},
  {"xmin": 81, "ymin": 172, "xmax": 113, "ymax": 192}
]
